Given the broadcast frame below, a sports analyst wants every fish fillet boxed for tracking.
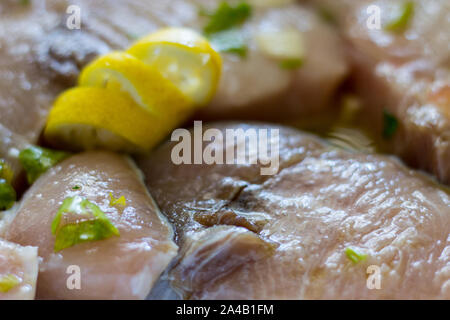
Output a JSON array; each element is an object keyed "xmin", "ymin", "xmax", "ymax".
[
  {"xmin": 306, "ymin": 0, "xmax": 450, "ymax": 184},
  {"xmin": 140, "ymin": 122, "xmax": 450, "ymax": 299},
  {"xmin": 6, "ymin": 151, "xmax": 178, "ymax": 299}
]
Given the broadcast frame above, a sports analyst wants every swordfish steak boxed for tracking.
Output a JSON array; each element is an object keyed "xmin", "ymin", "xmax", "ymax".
[
  {"xmin": 0, "ymin": 0, "xmax": 348, "ymax": 178},
  {"xmin": 6, "ymin": 151, "xmax": 178, "ymax": 299},
  {"xmin": 139, "ymin": 123, "xmax": 450, "ymax": 299},
  {"xmin": 306, "ymin": 0, "xmax": 450, "ymax": 184}
]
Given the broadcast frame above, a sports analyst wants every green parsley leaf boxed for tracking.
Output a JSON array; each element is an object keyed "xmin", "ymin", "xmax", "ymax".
[
  {"xmin": 52, "ymin": 196, "xmax": 120, "ymax": 252},
  {"xmin": 109, "ymin": 192, "xmax": 127, "ymax": 207},
  {"xmin": 0, "ymin": 159, "xmax": 13, "ymax": 183},
  {"xmin": 203, "ymin": 2, "xmax": 252, "ymax": 35},
  {"xmin": 0, "ymin": 179, "xmax": 16, "ymax": 211},
  {"xmin": 0, "ymin": 274, "xmax": 21, "ymax": 293},
  {"xmin": 19, "ymin": 146, "xmax": 70, "ymax": 184},
  {"xmin": 317, "ymin": 7, "xmax": 337, "ymax": 26},
  {"xmin": 382, "ymin": 109, "xmax": 399, "ymax": 139},
  {"xmin": 202, "ymin": 2, "xmax": 252, "ymax": 57},
  {"xmin": 279, "ymin": 58, "xmax": 304, "ymax": 70},
  {"xmin": 72, "ymin": 185, "xmax": 81, "ymax": 190},
  {"xmin": 208, "ymin": 29, "xmax": 248, "ymax": 57},
  {"xmin": 345, "ymin": 247, "xmax": 368, "ymax": 264},
  {"xmin": 384, "ymin": 1, "xmax": 415, "ymax": 33}
]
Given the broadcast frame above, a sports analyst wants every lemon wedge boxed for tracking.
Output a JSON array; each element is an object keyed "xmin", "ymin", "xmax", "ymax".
[
  {"xmin": 44, "ymin": 28, "xmax": 222, "ymax": 153},
  {"xmin": 44, "ymin": 87, "xmax": 170, "ymax": 152},
  {"xmin": 127, "ymin": 27, "xmax": 222, "ymax": 106},
  {"xmin": 78, "ymin": 52, "xmax": 192, "ymax": 119}
]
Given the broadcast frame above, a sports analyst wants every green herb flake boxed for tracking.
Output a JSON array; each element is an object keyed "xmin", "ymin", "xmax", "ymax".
[
  {"xmin": 19, "ymin": 0, "xmax": 30, "ymax": 6},
  {"xmin": 382, "ymin": 109, "xmax": 399, "ymax": 139},
  {"xmin": 209, "ymin": 29, "xmax": 248, "ymax": 57},
  {"xmin": 345, "ymin": 247, "xmax": 368, "ymax": 264},
  {"xmin": 109, "ymin": 192, "xmax": 127, "ymax": 207},
  {"xmin": 52, "ymin": 196, "xmax": 120, "ymax": 252},
  {"xmin": 0, "ymin": 274, "xmax": 21, "ymax": 293},
  {"xmin": 318, "ymin": 7, "xmax": 337, "ymax": 25},
  {"xmin": 19, "ymin": 146, "xmax": 70, "ymax": 184},
  {"xmin": 0, "ymin": 159, "xmax": 13, "ymax": 183},
  {"xmin": 0, "ymin": 179, "xmax": 16, "ymax": 211},
  {"xmin": 384, "ymin": 1, "xmax": 415, "ymax": 33},
  {"xmin": 203, "ymin": 2, "xmax": 252, "ymax": 35},
  {"xmin": 72, "ymin": 186, "xmax": 81, "ymax": 190},
  {"xmin": 279, "ymin": 58, "xmax": 304, "ymax": 70},
  {"xmin": 202, "ymin": 2, "xmax": 252, "ymax": 57}
]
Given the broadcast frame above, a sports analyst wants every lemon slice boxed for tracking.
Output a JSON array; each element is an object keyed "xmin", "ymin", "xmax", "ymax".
[
  {"xmin": 44, "ymin": 28, "xmax": 222, "ymax": 153},
  {"xmin": 44, "ymin": 87, "xmax": 173, "ymax": 152},
  {"xmin": 78, "ymin": 52, "xmax": 192, "ymax": 120},
  {"xmin": 127, "ymin": 27, "xmax": 222, "ymax": 106}
]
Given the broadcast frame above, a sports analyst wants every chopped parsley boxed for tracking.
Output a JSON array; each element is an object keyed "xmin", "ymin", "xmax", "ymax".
[
  {"xmin": 0, "ymin": 179, "xmax": 16, "ymax": 211},
  {"xmin": 0, "ymin": 159, "xmax": 13, "ymax": 183},
  {"xmin": 51, "ymin": 196, "xmax": 120, "ymax": 252},
  {"xmin": 345, "ymin": 247, "xmax": 368, "ymax": 264},
  {"xmin": 0, "ymin": 274, "xmax": 21, "ymax": 293},
  {"xmin": 382, "ymin": 109, "xmax": 399, "ymax": 139},
  {"xmin": 72, "ymin": 185, "xmax": 81, "ymax": 190},
  {"xmin": 208, "ymin": 29, "xmax": 247, "ymax": 57},
  {"xmin": 0, "ymin": 161, "xmax": 17, "ymax": 210},
  {"xmin": 202, "ymin": 2, "xmax": 252, "ymax": 57},
  {"xmin": 19, "ymin": 146, "xmax": 70, "ymax": 184},
  {"xmin": 279, "ymin": 58, "xmax": 304, "ymax": 70},
  {"xmin": 203, "ymin": 2, "xmax": 252, "ymax": 34},
  {"xmin": 384, "ymin": 1, "xmax": 415, "ymax": 33},
  {"xmin": 109, "ymin": 192, "xmax": 127, "ymax": 207}
]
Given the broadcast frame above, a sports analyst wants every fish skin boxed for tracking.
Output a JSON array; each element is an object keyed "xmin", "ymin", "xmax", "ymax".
[
  {"xmin": 0, "ymin": 0, "xmax": 348, "ymax": 178},
  {"xmin": 306, "ymin": 0, "xmax": 450, "ymax": 184},
  {"xmin": 0, "ymin": 239, "xmax": 38, "ymax": 300},
  {"xmin": 139, "ymin": 122, "xmax": 450, "ymax": 299},
  {"xmin": 6, "ymin": 151, "xmax": 178, "ymax": 299}
]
